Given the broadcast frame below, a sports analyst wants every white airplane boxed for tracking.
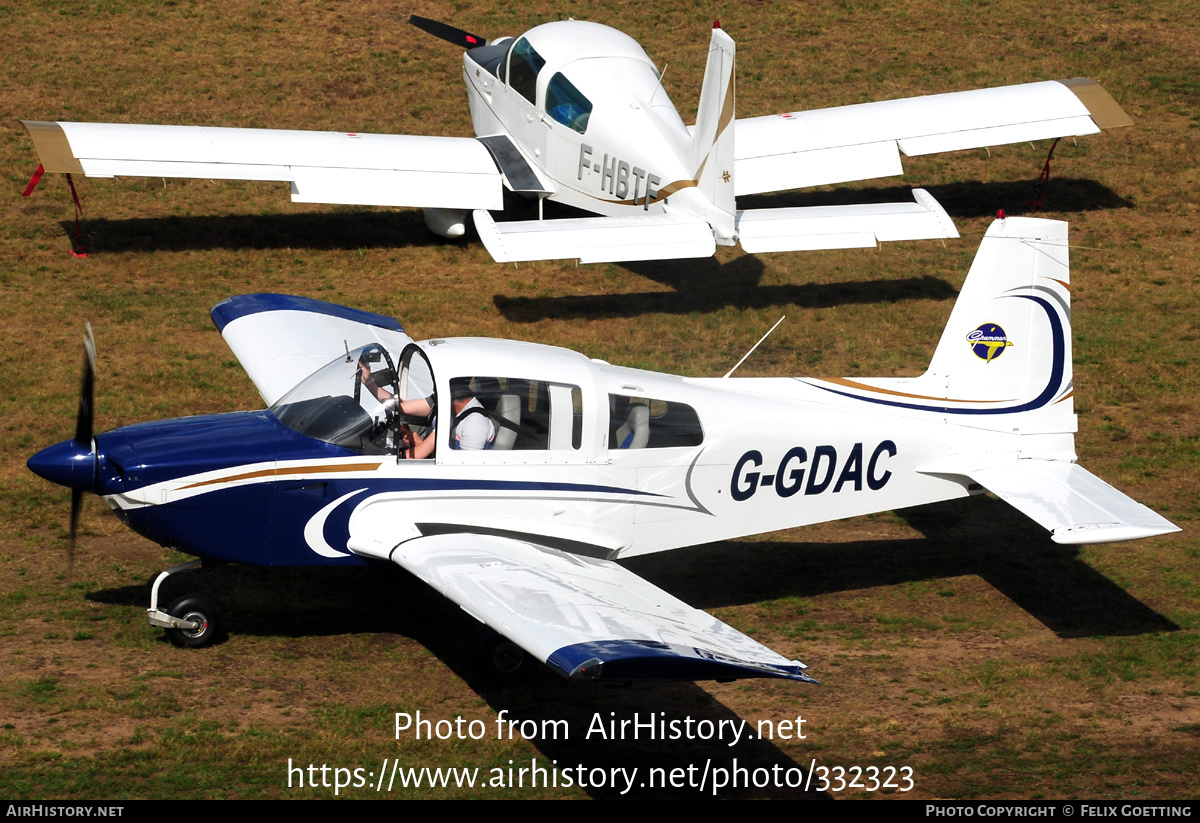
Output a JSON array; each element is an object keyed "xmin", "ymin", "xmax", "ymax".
[
  {"xmin": 26, "ymin": 216, "xmax": 1176, "ymax": 682},
  {"xmin": 21, "ymin": 17, "xmax": 1131, "ymax": 264}
]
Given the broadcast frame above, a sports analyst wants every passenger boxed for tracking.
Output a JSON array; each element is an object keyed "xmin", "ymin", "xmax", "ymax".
[{"xmin": 447, "ymin": 381, "xmax": 497, "ymax": 451}]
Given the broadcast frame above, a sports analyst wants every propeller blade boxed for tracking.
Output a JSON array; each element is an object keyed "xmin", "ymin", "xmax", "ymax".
[
  {"xmin": 69, "ymin": 322, "xmax": 95, "ymax": 578},
  {"xmin": 74, "ymin": 322, "xmax": 95, "ymax": 448},
  {"xmin": 408, "ymin": 15, "xmax": 488, "ymax": 48},
  {"xmin": 68, "ymin": 487, "xmax": 83, "ymax": 578}
]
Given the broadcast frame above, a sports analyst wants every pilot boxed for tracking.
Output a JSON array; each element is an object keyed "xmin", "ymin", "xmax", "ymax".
[{"xmin": 359, "ymin": 363, "xmax": 495, "ymax": 457}]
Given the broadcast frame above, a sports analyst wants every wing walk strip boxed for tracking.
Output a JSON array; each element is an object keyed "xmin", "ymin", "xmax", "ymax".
[{"xmin": 476, "ymin": 134, "xmax": 553, "ymax": 193}]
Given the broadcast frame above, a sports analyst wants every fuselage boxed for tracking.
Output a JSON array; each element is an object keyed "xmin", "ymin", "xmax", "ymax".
[
  {"xmin": 31, "ymin": 336, "xmax": 1046, "ymax": 569},
  {"xmin": 460, "ymin": 21, "xmax": 706, "ymax": 220}
]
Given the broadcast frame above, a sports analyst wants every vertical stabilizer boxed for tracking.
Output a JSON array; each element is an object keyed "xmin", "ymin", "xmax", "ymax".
[
  {"xmin": 690, "ymin": 24, "xmax": 737, "ymax": 243},
  {"xmin": 806, "ymin": 217, "xmax": 1076, "ymax": 436},
  {"xmin": 923, "ymin": 216, "xmax": 1074, "ymax": 434}
]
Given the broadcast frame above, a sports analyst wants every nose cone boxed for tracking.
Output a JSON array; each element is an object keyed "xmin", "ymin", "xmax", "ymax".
[{"xmin": 27, "ymin": 439, "xmax": 97, "ymax": 491}]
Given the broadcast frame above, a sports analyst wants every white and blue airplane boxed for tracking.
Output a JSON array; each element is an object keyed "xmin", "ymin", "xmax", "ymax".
[
  {"xmin": 28, "ymin": 217, "xmax": 1176, "ymax": 682},
  {"xmin": 22, "ymin": 17, "xmax": 1131, "ymax": 263}
]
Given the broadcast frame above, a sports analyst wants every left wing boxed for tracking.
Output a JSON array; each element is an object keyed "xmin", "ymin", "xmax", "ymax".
[
  {"xmin": 350, "ymin": 532, "xmax": 818, "ymax": 683},
  {"xmin": 211, "ymin": 294, "xmax": 412, "ymax": 406},
  {"xmin": 22, "ymin": 121, "xmax": 503, "ymax": 210},
  {"xmin": 735, "ymin": 78, "xmax": 1132, "ymax": 196}
]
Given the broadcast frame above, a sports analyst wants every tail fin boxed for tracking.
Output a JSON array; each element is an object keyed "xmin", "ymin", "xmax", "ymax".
[
  {"xmin": 805, "ymin": 217, "xmax": 1075, "ymax": 434},
  {"xmin": 923, "ymin": 216, "xmax": 1075, "ymax": 434},
  {"xmin": 690, "ymin": 24, "xmax": 736, "ymax": 243},
  {"xmin": 806, "ymin": 217, "xmax": 1177, "ymax": 544}
]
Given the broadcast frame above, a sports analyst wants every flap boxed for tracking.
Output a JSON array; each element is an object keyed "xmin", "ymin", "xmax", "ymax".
[
  {"xmin": 736, "ymin": 188, "xmax": 958, "ymax": 252},
  {"xmin": 473, "ymin": 210, "xmax": 716, "ymax": 263}
]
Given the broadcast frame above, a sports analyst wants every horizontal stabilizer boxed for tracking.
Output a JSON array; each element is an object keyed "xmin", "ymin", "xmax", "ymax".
[
  {"xmin": 961, "ymin": 462, "xmax": 1179, "ymax": 545},
  {"xmin": 352, "ymin": 533, "xmax": 817, "ymax": 683},
  {"xmin": 473, "ymin": 210, "xmax": 716, "ymax": 263},
  {"xmin": 736, "ymin": 188, "xmax": 958, "ymax": 252}
]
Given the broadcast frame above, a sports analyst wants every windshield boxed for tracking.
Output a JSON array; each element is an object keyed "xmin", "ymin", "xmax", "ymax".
[{"xmin": 269, "ymin": 344, "xmax": 399, "ymax": 454}]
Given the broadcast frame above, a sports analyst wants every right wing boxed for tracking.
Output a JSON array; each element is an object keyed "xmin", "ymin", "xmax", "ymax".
[
  {"xmin": 22, "ymin": 121, "xmax": 503, "ymax": 210},
  {"xmin": 349, "ymin": 532, "xmax": 818, "ymax": 683},
  {"xmin": 735, "ymin": 78, "xmax": 1132, "ymax": 196}
]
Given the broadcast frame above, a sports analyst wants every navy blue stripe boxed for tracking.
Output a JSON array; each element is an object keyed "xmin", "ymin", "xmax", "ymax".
[
  {"xmin": 810, "ymin": 294, "xmax": 1065, "ymax": 416},
  {"xmin": 210, "ymin": 294, "xmax": 405, "ymax": 333},
  {"xmin": 547, "ymin": 640, "xmax": 819, "ymax": 683}
]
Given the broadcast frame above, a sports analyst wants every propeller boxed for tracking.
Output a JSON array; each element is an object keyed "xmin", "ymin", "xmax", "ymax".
[
  {"xmin": 68, "ymin": 323, "xmax": 96, "ymax": 577},
  {"xmin": 408, "ymin": 15, "xmax": 489, "ymax": 49}
]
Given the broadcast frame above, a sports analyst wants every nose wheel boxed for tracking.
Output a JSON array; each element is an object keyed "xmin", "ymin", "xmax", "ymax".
[
  {"xmin": 147, "ymin": 559, "xmax": 222, "ymax": 648},
  {"xmin": 164, "ymin": 595, "xmax": 221, "ymax": 648}
]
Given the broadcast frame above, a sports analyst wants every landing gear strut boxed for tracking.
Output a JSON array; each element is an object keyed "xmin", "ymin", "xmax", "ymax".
[{"xmin": 147, "ymin": 559, "xmax": 222, "ymax": 648}]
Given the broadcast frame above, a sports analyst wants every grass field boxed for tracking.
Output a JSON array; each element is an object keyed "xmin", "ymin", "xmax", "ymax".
[{"xmin": 1, "ymin": 0, "xmax": 1197, "ymax": 800}]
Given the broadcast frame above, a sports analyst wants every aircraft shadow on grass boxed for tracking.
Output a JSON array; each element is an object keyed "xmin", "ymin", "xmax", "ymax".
[
  {"xmin": 622, "ymin": 494, "xmax": 1177, "ymax": 640},
  {"xmin": 54, "ymin": 177, "xmax": 1126, "ymax": 255},
  {"xmin": 58, "ymin": 208, "xmax": 440, "ymax": 255},
  {"xmin": 494, "ymin": 264, "xmax": 957, "ymax": 321}
]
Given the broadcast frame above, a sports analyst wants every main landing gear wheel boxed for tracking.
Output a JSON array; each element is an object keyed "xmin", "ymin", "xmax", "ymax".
[
  {"xmin": 164, "ymin": 595, "xmax": 221, "ymax": 648},
  {"xmin": 472, "ymin": 628, "xmax": 530, "ymax": 685}
]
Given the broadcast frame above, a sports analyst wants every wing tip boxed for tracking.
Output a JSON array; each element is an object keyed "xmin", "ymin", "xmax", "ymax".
[
  {"xmin": 210, "ymin": 293, "xmax": 405, "ymax": 334},
  {"xmin": 1057, "ymin": 78, "xmax": 1134, "ymax": 130},
  {"xmin": 21, "ymin": 120, "xmax": 85, "ymax": 175},
  {"xmin": 1051, "ymin": 522, "xmax": 1181, "ymax": 546},
  {"xmin": 548, "ymin": 640, "xmax": 820, "ymax": 684}
]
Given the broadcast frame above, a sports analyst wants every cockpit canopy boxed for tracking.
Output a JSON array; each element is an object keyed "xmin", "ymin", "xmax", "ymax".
[
  {"xmin": 466, "ymin": 20, "xmax": 684, "ymax": 139},
  {"xmin": 269, "ymin": 343, "xmax": 406, "ymax": 454}
]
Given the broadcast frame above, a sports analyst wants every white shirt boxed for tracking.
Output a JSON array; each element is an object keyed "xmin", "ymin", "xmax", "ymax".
[{"xmin": 453, "ymin": 398, "xmax": 497, "ymax": 450}]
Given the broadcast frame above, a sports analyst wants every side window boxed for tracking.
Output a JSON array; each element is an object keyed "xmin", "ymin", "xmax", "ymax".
[
  {"xmin": 608, "ymin": 395, "xmax": 704, "ymax": 450},
  {"xmin": 545, "ymin": 72, "xmax": 592, "ymax": 134},
  {"xmin": 456, "ymin": 377, "xmax": 581, "ymax": 451},
  {"xmin": 507, "ymin": 37, "xmax": 545, "ymax": 105}
]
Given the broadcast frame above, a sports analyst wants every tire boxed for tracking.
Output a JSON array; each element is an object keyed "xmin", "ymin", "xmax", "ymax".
[
  {"xmin": 471, "ymin": 628, "xmax": 530, "ymax": 685},
  {"xmin": 165, "ymin": 595, "xmax": 221, "ymax": 648}
]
